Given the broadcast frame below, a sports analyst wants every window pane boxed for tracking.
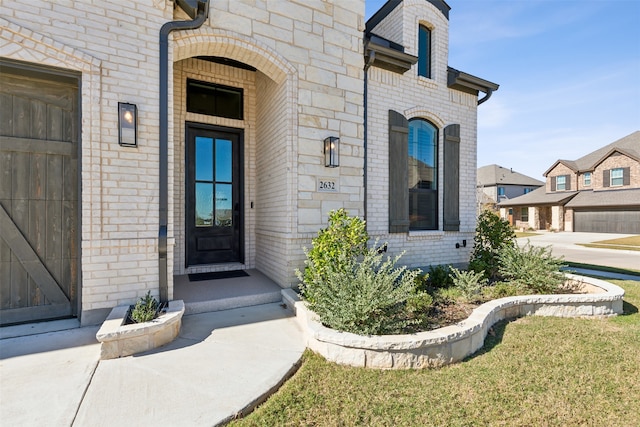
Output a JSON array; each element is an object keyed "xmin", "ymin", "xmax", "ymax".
[
  {"xmin": 418, "ymin": 25, "xmax": 430, "ymax": 78},
  {"xmin": 195, "ymin": 183, "xmax": 213, "ymax": 227},
  {"xmin": 215, "ymin": 183, "xmax": 233, "ymax": 227},
  {"xmin": 215, "ymin": 139, "xmax": 232, "ymax": 182},
  {"xmin": 556, "ymin": 175, "xmax": 566, "ymax": 190},
  {"xmin": 195, "ymin": 137, "xmax": 213, "ymax": 181},
  {"xmin": 216, "ymin": 86, "xmax": 243, "ymax": 119},
  {"xmin": 408, "ymin": 119, "xmax": 438, "ymax": 230},
  {"xmin": 186, "ymin": 79, "xmax": 243, "ymax": 120},
  {"xmin": 611, "ymin": 168, "xmax": 623, "ymax": 186}
]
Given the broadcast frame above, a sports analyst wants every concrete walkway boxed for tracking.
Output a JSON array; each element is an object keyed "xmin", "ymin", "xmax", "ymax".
[{"xmin": 0, "ymin": 303, "xmax": 305, "ymax": 427}]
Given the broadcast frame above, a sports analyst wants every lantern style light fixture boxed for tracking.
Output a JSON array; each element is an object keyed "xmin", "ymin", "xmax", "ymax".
[
  {"xmin": 118, "ymin": 102, "xmax": 137, "ymax": 147},
  {"xmin": 324, "ymin": 136, "xmax": 339, "ymax": 167}
]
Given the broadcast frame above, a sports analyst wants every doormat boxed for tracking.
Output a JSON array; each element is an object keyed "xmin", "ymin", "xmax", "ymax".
[{"xmin": 188, "ymin": 270, "xmax": 250, "ymax": 282}]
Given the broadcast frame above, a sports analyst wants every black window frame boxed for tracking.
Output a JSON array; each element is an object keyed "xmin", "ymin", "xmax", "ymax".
[
  {"xmin": 408, "ymin": 118, "xmax": 438, "ymax": 231},
  {"xmin": 186, "ymin": 78, "xmax": 244, "ymax": 120},
  {"xmin": 418, "ymin": 25, "xmax": 431, "ymax": 79}
]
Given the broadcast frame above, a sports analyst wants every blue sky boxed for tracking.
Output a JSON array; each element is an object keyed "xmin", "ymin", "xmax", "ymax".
[{"xmin": 365, "ymin": 0, "xmax": 640, "ymax": 180}]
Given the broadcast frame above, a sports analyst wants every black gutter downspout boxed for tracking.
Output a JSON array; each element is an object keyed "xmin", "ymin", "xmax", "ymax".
[
  {"xmin": 477, "ymin": 88, "xmax": 493, "ymax": 105},
  {"xmin": 363, "ymin": 49, "xmax": 375, "ymax": 222},
  {"xmin": 158, "ymin": 0, "xmax": 209, "ymax": 303}
]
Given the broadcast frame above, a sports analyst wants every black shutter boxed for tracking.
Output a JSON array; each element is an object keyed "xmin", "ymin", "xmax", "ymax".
[
  {"xmin": 443, "ymin": 124, "xmax": 460, "ymax": 231},
  {"xmin": 388, "ymin": 110, "xmax": 409, "ymax": 233},
  {"xmin": 603, "ymin": 169, "xmax": 610, "ymax": 188},
  {"xmin": 565, "ymin": 174, "xmax": 571, "ymax": 191},
  {"xmin": 623, "ymin": 167, "xmax": 631, "ymax": 186},
  {"xmin": 550, "ymin": 176, "xmax": 556, "ymax": 192}
]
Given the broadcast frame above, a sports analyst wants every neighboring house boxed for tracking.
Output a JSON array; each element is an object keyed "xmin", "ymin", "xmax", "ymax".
[
  {"xmin": 477, "ymin": 164, "xmax": 543, "ymax": 212},
  {"xmin": 499, "ymin": 131, "xmax": 640, "ymax": 233},
  {"xmin": 0, "ymin": 0, "xmax": 497, "ymax": 326}
]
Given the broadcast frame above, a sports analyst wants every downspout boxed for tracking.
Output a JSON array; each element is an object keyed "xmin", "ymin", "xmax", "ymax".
[
  {"xmin": 477, "ymin": 88, "xmax": 493, "ymax": 105},
  {"xmin": 363, "ymin": 49, "xmax": 376, "ymax": 222},
  {"xmin": 158, "ymin": 0, "xmax": 210, "ymax": 303}
]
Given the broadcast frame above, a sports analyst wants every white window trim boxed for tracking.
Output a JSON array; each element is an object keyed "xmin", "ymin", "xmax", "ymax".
[
  {"xmin": 583, "ymin": 172, "xmax": 591, "ymax": 186},
  {"xmin": 556, "ymin": 175, "xmax": 566, "ymax": 191}
]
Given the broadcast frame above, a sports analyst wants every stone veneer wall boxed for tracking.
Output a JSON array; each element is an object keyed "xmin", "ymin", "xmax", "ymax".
[
  {"xmin": 1, "ymin": 1, "xmax": 170, "ymax": 324},
  {"xmin": 1, "ymin": 0, "xmax": 367, "ymax": 321},
  {"xmin": 366, "ymin": 1, "xmax": 478, "ymax": 268},
  {"xmin": 284, "ymin": 274, "xmax": 625, "ymax": 369}
]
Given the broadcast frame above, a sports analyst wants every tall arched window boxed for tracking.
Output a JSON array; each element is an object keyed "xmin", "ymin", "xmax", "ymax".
[{"xmin": 408, "ymin": 118, "xmax": 438, "ymax": 230}]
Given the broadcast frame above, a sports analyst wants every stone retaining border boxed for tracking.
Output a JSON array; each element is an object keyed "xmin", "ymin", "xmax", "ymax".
[
  {"xmin": 282, "ymin": 274, "xmax": 624, "ymax": 369},
  {"xmin": 96, "ymin": 300, "xmax": 185, "ymax": 360}
]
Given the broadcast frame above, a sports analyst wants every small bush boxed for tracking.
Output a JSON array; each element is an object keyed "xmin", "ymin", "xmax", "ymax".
[
  {"xmin": 130, "ymin": 291, "xmax": 158, "ymax": 323},
  {"xmin": 498, "ymin": 242, "xmax": 566, "ymax": 294},
  {"xmin": 469, "ymin": 210, "xmax": 515, "ymax": 280},
  {"xmin": 426, "ymin": 265, "xmax": 454, "ymax": 288},
  {"xmin": 483, "ymin": 282, "xmax": 525, "ymax": 299},
  {"xmin": 434, "ymin": 287, "xmax": 463, "ymax": 304},
  {"xmin": 450, "ymin": 268, "xmax": 488, "ymax": 302},
  {"xmin": 406, "ymin": 290, "xmax": 434, "ymax": 314},
  {"xmin": 298, "ymin": 209, "xmax": 368, "ymax": 302},
  {"xmin": 300, "ymin": 243, "xmax": 422, "ymax": 335}
]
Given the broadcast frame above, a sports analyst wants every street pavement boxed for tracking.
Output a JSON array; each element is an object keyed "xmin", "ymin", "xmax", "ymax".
[{"xmin": 516, "ymin": 231, "xmax": 639, "ymax": 271}]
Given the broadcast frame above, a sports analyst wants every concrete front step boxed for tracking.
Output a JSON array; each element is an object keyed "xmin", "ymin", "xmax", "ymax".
[{"xmin": 183, "ymin": 290, "xmax": 283, "ymax": 315}]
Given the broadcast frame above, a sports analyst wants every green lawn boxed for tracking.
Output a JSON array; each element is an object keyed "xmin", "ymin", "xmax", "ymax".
[
  {"xmin": 577, "ymin": 235, "xmax": 640, "ymax": 252},
  {"xmin": 231, "ymin": 280, "xmax": 640, "ymax": 427}
]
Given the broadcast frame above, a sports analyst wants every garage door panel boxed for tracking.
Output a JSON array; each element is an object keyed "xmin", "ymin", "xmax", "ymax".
[{"xmin": 574, "ymin": 209, "xmax": 640, "ymax": 234}]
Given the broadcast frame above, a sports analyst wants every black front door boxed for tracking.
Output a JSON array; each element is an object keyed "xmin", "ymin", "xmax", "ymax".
[{"xmin": 186, "ymin": 123, "xmax": 243, "ymax": 266}]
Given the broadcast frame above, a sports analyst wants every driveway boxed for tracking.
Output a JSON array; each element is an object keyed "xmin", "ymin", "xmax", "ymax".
[{"xmin": 516, "ymin": 232, "xmax": 639, "ymax": 271}]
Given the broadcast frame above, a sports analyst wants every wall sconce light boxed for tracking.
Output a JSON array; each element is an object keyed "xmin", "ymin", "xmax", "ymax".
[
  {"xmin": 118, "ymin": 102, "xmax": 137, "ymax": 147},
  {"xmin": 324, "ymin": 136, "xmax": 339, "ymax": 167}
]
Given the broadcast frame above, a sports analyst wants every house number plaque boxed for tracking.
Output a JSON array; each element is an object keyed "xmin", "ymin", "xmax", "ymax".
[{"xmin": 317, "ymin": 178, "xmax": 339, "ymax": 193}]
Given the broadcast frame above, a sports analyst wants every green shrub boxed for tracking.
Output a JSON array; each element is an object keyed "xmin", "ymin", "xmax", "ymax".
[
  {"xmin": 298, "ymin": 209, "xmax": 368, "ymax": 301},
  {"xmin": 406, "ymin": 290, "xmax": 434, "ymax": 314},
  {"xmin": 426, "ymin": 265, "xmax": 453, "ymax": 288},
  {"xmin": 469, "ymin": 209, "xmax": 515, "ymax": 280},
  {"xmin": 450, "ymin": 268, "xmax": 488, "ymax": 302},
  {"xmin": 483, "ymin": 282, "xmax": 525, "ymax": 299},
  {"xmin": 433, "ymin": 286, "xmax": 463, "ymax": 304},
  {"xmin": 300, "ymin": 244, "xmax": 422, "ymax": 335},
  {"xmin": 498, "ymin": 242, "xmax": 566, "ymax": 294},
  {"xmin": 130, "ymin": 291, "xmax": 158, "ymax": 323}
]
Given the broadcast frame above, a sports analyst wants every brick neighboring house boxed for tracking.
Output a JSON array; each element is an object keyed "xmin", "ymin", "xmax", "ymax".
[
  {"xmin": 499, "ymin": 131, "xmax": 640, "ymax": 233},
  {"xmin": 0, "ymin": 0, "xmax": 497, "ymax": 326},
  {"xmin": 477, "ymin": 164, "xmax": 543, "ymax": 213}
]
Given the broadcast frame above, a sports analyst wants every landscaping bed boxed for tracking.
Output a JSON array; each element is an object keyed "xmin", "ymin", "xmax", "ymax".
[
  {"xmin": 96, "ymin": 299, "xmax": 185, "ymax": 360},
  {"xmin": 284, "ymin": 274, "xmax": 624, "ymax": 369}
]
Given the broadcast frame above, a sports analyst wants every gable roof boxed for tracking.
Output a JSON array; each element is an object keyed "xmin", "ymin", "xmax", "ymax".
[
  {"xmin": 565, "ymin": 188, "xmax": 640, "ymax": 208},
  {"xmin": 544, "ymin": 131, "xmax": 640, "ymax": 176},
  {"xmin": 477, "ymin": 164, "xmax": 544, "ymax": 187},
  {"xmin": 497, "ymin": 186, "xmax": 577, "ymax": 207}
]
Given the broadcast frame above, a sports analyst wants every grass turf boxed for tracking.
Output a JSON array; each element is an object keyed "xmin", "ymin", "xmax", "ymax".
[
  {"xmin": 577, "ymin": 235, "xmax": 640, "ymax": 252},
  {"xmin": 231, "ymin": 280, "xmax": 640, "ymax": 427}
]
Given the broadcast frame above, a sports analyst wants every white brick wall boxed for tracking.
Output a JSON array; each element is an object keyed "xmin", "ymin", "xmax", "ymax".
[
  {"xmin": 1, "ymin": 0, "xmax": 489, "ymax": 321},
  {"xmin": 366, "ymin": 1, "xmax": 479, "ymax": 269}
]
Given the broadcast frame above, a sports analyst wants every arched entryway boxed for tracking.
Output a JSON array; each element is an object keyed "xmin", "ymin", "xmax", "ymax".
[{"xmin": 169, "ymin": 31, "xmax": 298, "ymax": 294}]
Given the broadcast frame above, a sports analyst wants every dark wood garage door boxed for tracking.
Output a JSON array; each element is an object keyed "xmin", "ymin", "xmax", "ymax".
[
  {"xmin": 574, "ymin": 208, "xmax": 640, "ymax": 234},
  {"xmin": 0, "ymin": 60, "xmax": 80, "ymax": 325}
]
